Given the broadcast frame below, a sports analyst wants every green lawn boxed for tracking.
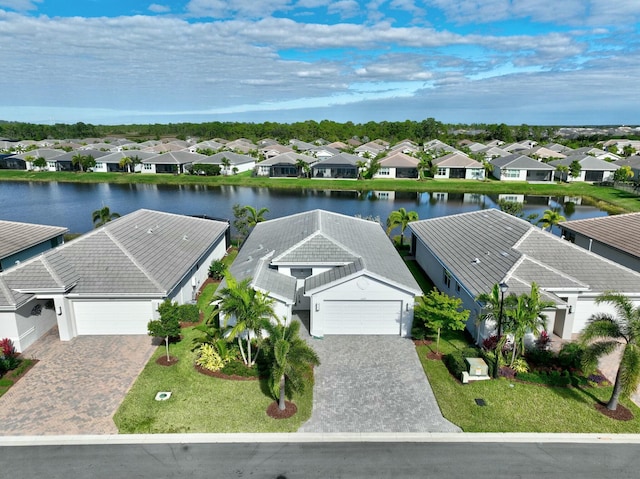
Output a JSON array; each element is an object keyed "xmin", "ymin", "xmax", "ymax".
[
  {"xmin": 114, "ymin": 262, "xmax": 313, "ymax": 434},
  {"xmin": 417, "ymin": 335, "xmax": 640, "ymax": 433}
]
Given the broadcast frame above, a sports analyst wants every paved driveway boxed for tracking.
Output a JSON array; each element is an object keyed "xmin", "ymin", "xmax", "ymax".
[
  {"xmin": 0, "ymin": 327, "xmax": 156, "ymax": 435},
  {"xmin": 297, "ymin": 315, "xmax": 461, "ymax": 433}
]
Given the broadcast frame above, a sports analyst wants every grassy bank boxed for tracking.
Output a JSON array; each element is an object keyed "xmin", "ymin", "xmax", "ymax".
[{"xmin": 2, "ymin": 170, "xmax": 639, "ymax": 212}]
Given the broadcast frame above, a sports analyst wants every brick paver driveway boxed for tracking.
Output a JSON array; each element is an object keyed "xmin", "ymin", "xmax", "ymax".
[
  {"xmin": 0, "ymin": 327, "xmax": 156, "ymax": 435},
  {"xmin": 296, "ymin": 315, "xmax": 461, "ymax": 433}
]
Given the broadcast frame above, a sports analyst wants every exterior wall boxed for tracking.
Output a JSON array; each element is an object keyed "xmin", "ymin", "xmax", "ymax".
[
  {"xmin": 256, "ymin": 165, "xmax": 271, "ymax": 176},
  {"xmin": 569, "ymin": 233, "xmax": 640, "ymax": 273},
  {"xmin": 140, "ymin": 163, "xmax": 157, "ymax": 174},
  {"xmin": 229, "ymin": 161, "xmax": 255, "ymax": 174},
  {"xmin": 0, "ymin": 235, "xmax": 64, "ymax": 272},
  {"xmin": 308, "ymin": 275, "xmax": 415, "ymax": 337},
  {"xmin": 465, "ymin": 168, "xmax": 485, "ymax": 180},
  {"xmin": 494, "ymin": 167, "xmax": 527, "ymax": 181},
  {"xmin": 0, "ymin": 311, "xmax": 19, "ymax": 348},
  {"xmin": 11, "ymin": 298, "xmax": 57, "ymax": 352},
  {"xmin": 168, "ymin": 236, "xmax": 227, "ymax": 304}
]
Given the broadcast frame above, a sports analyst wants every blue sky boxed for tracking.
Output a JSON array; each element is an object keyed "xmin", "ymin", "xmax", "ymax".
[{"xmin": 0, "ymin": 0, "xmax": 639, "ymax": 125}]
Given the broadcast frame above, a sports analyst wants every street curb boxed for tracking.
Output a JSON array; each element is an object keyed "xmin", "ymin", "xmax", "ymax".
[{"xmin": 2, "ymin": 432, "xmax": 640, "ymax": 446}]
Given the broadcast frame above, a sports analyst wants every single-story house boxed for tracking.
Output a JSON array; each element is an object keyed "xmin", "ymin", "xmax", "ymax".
[
  {"xmin": 140, "ymin": 151, "xmax": 205, "ymax": 174},
  {"xmin": 195, "ymin": 151, "xmax": 256, "ymax": 175},
  {"xmin": 409, "ymin": 208, "xmax": 640, "ymax": 342},
  {"xmin": 46, "ymin": 150, "xmax": 111, "ymax": 172},
  {"xmin": 423, "ymin": 139, "xmax": 460, "ymax": 156},
  {"xmin": 432, "ymin": 153, "xmax": 485, "ymax": 180},
  {"xmin": 570, "ymin": 147, "xmax": 620, "ymax": 162},
  {"xmin": 225, "ymin": 210, "xmax": 421, "ymax": 337},
  {"xmin": 4, "ymin": 149, "xmax": 66, "ymax": 170},
  {"xmin": 559, "ymin": 213, "xmax": 640, "ymax": 273},
  {"xmin": 311, "ymin": 153, "xmax": 359, "ymax": 179},
  {"xmin": 308, "ymin": 145, "xmax": 341, "ymax": 160},
  {"xmin": 490, "ymin": 154, "xmax": 555, "ymax": 182},
  {"xmin": 255, "ymin": 152, "xmax": 317, "ymax": 177},
  {"xmin": 550, "ymin": 155, "xmax": 619, "ymax": 182},
  {"xmin": 613, "ymin": 155, "xmax": 640, "ymax": 181},
  {"xmin": 0, "ymin": 220, "xmax": 67, "ymax": 272},
  {"xmin": 259, "ymin": 144, "xmax": 294, "ymax": 160},
  {"xmin": 374, "ymin": 152, "xmax": 419, "ymax": 179},
  {"xmin": 0, "ymin": 210, "xmax": 229, "ymax": 352},
  {"xmin": 92, "ymin": 151, "xmax": 159, "ymax": 173}
]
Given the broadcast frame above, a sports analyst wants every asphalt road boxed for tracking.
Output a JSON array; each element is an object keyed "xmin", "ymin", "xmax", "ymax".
[{"xmin": 2, "ymin": 441, "xmax": 639, "ymax": 479}]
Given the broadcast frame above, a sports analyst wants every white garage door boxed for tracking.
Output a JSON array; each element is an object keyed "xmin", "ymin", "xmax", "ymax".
[
  {"xmin": 322, "ymin": 300, "xmax": 401, "ymax": 335},
  {"xmin": 73, "ymin": 301, "xmax": 152, "ymax": 335}
]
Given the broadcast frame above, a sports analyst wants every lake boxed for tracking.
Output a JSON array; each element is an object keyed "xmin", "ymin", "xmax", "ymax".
[{"xmin": 0, "ymin": 181, "xmax": 609, "ymax": 234}]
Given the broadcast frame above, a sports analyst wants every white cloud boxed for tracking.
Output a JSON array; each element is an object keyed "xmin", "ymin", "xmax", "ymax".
[
  {"xmin": 0, "ymin": 0, "xmax": 41, "ymax": 11},
  {"xmin": 185, "ymin": 0, "xmax": 293, "ymax": 19},
  {"xmin": 148, "ymin": 4, "xmax": 171, "ymax": 13}
]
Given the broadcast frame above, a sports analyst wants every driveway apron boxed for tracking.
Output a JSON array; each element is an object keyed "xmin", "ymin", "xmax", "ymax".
[
  {"xmin": 298, "ymin": 322, "xmax": 461, "ymax": 433},
  {"xmin": 0, "ymin": 327, "xmax": 156, "ymax": 435}
]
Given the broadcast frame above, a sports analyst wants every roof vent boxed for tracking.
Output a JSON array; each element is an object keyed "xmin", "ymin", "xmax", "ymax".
[
  {"xmin": 500, "ymin": 251, "xmax": 509, "ymax": 257},
  {"xmin": 472, "ymin": 258, "xmax": 481, "ymax": 264},
  {"xmin": 183, "ymin": 234, "xmax": 188, "ymax": 240},
  {"xmin": 147, "ymin": 228, "xmax": 153, "ymax": 234}
]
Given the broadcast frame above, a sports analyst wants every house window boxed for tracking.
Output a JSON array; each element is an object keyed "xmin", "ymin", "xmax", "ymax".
[
  {"xmin": 504, "ymin": 169, "xmax": 520, "ymax": 178},
  {"xmin": 144, "ymin": 163, "xmax": 153, "ymax": 170},
  {"xmin": 443, "ymin": 269, "xmax": 451, "ymax": 289},
  {"xmin": 378, "ymin": 168, "xmax": 390, "ymax": 176},
  {"xmin": 437, "ymin": 167, "xmax": 447, "ymax": 176},
  {"xmin": 455, "ymin": 281, "xmax": 461, "ymax": 293}
]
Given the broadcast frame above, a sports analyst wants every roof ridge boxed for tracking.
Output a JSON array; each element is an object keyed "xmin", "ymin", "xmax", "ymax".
[
  {"xmin": 0, "ymin": 276, "xmax": 16, "ymax": 306},
  {"xmin": 103, "ymin": 229, "xmax": 166, "ymax": 293},
  {"xmin": 40, "ymin": 253, "xmax": 67, "ymax": 288},
  {"xmin": 514, "ymin": 255, "xmax": 590, "ymax": 289}
]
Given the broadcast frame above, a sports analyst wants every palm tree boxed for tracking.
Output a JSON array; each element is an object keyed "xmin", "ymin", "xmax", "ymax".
[
  {"xmin": 72, "ymin": 153, "xmax": 86, "ymax": 172},
  {"xmin": 580, "ymin": 292, "xmax": 640, "ymax": 411},
  {"xmin": 385, "ymin": 208, "xmax": 418, "ymax": 246},
  {"xmin": 245, "ymin": 206, "xmax": 269, "ymax": 228},
  {"xmin": 538, "ymin": 209, "xmax": 566, "ymax": 233},
  {"xmin": 221, "ymin": 157, "xmax": 231, "ymax": 175},
  {"xmin": 417, "ymin": 154, "xmax": 432, "ymax": 180},
  {"xmin": 119, "ymin": 156, "xmax": 133, "ymax": 173},
  {"xmin": 215, "ymin": 274, "xmax": 275, "ymax": 366},
  {"xmin": 476, "ymin": 283, "xmax": 513, "ymax": 342},
  {"xmin": 503, "ymin": 282, "xmax": 554, "ymax": 366},
  {"xmin": 263, "ymin": 317, "xmax": 320, "ymax": 411},
  {"xmin": 295, "ymin": 159, "xmax": 310, "ymax": 178},
  {"xmin": 91, "ymin": 206, "xmax": 121, "ymax": 228}
]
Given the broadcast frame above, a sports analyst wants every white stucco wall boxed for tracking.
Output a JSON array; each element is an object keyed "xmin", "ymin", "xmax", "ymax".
[{"xmin": 4, "ymin": 299, "xmax": 58, "ymax": 352}]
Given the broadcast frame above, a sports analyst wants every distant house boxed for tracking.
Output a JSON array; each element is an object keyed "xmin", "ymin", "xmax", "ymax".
[
  {"xmin": 374, "ymin": 152, "xmax": 419, "ymax": 179},
  {"xmin": 140, "ymin": 151, "xmax": 205, "ymax": 174},
  {"xmin": 423, "ymin": 139, "xmax": 459, "ymax": 156},
  {"xmin": 559, "ymin": 213, "xmax": 640, "ymax": 273},
  {"xmin": 613, "ymin": 155, "xmax": 640, "ymax": 181},
  {"xmin": 0, "ymin": 210, "xmax": 229, "ymax": 352},
  {"xmin": 409, "ymin": 209, "xmax": 640, "ymax": 342},
  {"xmin": 47, "ymin": 150, "xmax": 111, "ymax": 172},
  {"xmin": 0, "ymin": 220, "xmax": 67, "ymax": 272},
  {"xmin": 432, "ymin": 152, "xmax": 484, "ymax": 180},
  {"xmin": 93, "ymin": 151, "xmax": 159, "ymax": 173},
  {"xmin": 259, "ymin": 144, "xmax": 293, "ymax": 160},
  {"xmin": 570, "ymin": 147, "xmax": 620, "ymax": 162},
  {"xmin": 5, "ymin": 149, "xmax": 66, "ymax": 170},
  {"xmin": 490, "ymin": 154, "xmax": 555, "ymax": 182},
  {"xmin": 311, "ymin": 153, "xmax": 359, "ymax": 179},
  {"xmin": 194, "ymin": 151, "xmax": 256, "ymax": 175},
  {"xmin": 550, "ymin": 155, "xmax": 619, "ymax": 182},
  {"xmin": 256, "ymin": 152, "xmax": 317, "ymax": 178},
  {"xmin": 308, "ymin": 145, "xmax": 341, "ymax": 160}
]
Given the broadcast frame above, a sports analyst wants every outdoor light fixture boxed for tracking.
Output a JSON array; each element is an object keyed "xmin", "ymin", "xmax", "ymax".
[{"xmin": 57, "ymin": 306, "xmax": 62, "ymax": 316}]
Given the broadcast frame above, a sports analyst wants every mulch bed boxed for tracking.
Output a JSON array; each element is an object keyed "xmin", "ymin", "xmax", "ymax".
[
  {"xmin": 266, "ymin": 400, "xmax": 297, "ymax": 419},
  {"xmin": 413, "ymin": 339, "xmax": 433, "ymax": 346},
  {"xmin": 194, "ymin": 364, "xmax": 261, "ymax": 380},
  {"xmin": 156, "ymin": 355, "xmax": 179, "ymax": 366},
  {"xmin": 426, "ymin": 351, "xmax": 443, "ymax": 360},
  {"xmin": 595, "ymin": 402, "xmax": 634, "ymax": 421}
]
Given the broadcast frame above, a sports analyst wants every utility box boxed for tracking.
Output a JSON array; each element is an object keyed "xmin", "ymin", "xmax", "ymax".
[{"xmin": 465, "ymin": 357, "xmax": 488, "ymax": 377}]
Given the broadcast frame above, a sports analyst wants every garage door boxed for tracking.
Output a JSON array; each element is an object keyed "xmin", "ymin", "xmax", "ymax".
[
  {"xmin": 73, "ymin": 301, "xmax": 152, "ymax": 335},
  {"xmin": 322, "ymin": 300, "xmax": 401, "ymax": 335}
]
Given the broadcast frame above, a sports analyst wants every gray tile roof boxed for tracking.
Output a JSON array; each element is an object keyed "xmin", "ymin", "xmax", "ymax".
[
  {"xmin": 312, "ymin": 153, "xmax": 359, "ymax": 166},
  {"xmin": 197, "ymin": 151, "xmax": 255, "ymax": 165},
  {"xmin": 379, "ymin": 152, "xmax": 419, "ymax": 168},
  {"xmin": 409, "ymin": 208, "xmax": 640, "ymax": 298},
  {"xmin": 433, "ymin": 152, "xmax": 482, "ymax": 168},
  {"xmin": 0, "ymin": 210, "xmax": 228, "ymax": 308},
  {"xmin": 551, "ymin": 155, "xmax": 619, "ymax": 171},
  {"xmin": 491, "ymin": 154, "xmax": 555, "ymax": 170},
  {"xmin": 259, "ymin": 152, "xmax": 315, "ymax": 166},
  {"xmin": 229, "ymin": 210, "xmax": 421, "ymax": 303},
  {"xmin": 559, "ymin": 212, "xmax": 640, "ymax": 260},
  {"xmin": 144, "ymin": 151, "xmax": 205, "ymax": 165},
  {"xmin": 9, "ymin": 149, "xmax": 66, "ymax": 160},
  {"xmin": 0, "ymin": 220, "xmax": 68, "ymax": 260}
]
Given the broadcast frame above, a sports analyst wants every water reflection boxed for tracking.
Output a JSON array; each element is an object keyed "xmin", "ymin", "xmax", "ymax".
[{"xmin": 0, "ymin": 181, "xmax": 609, "ymax": 234}]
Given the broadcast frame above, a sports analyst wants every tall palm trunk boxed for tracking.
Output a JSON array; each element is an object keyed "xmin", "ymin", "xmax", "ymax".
[
  {"xmin": 608, "ymin": 354, "xmax": 625, "ymax": 410},
  {"xmin": 237, "ymin": 337, "xmax": 248, "ymax": 365},
  {"xmin": 278, "ymin": 374, "xmax": 286, "ymax": 410}
]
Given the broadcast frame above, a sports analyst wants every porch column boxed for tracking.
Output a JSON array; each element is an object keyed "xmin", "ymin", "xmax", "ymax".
[{"xmin": 54, "ymin": 296, "xmax": 76, "ymax": 341}]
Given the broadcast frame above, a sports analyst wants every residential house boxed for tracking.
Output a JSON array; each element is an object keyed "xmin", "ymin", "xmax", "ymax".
[
  {"xmin": 139, "ymin": 151, "xmax": 204, "ymax": 174},
  {"xmin": 409, "ymin": 208, "xmax": 640, "ymax": 342},
  {"xmin": 550, "ymin": 155, "xmax": 619, "ymax": 182},
  {"xmin": 475, "ymin": 145, "xmax": 510, "ymax": 161},
  {"xmin": 224, "ymin": 138, "xmax": 257, "ymax": 154},
  {"xmin": 559, "ymin": 213, "xmax": 640, "ymax": 273},
  {"xmin": 188, "ymin": 140, "xmax": 224, "ymax": 154},
  {"xmin": 0, "ymin": 220, "xmax": 67, "ymax": 272},
  {"xmin": 545, "ymin": 143, "xmax": 574, "ymax": 155},
  {"xmin": 432, "ymin": 152, "xmax": 485, "ymax": 180},
  {"xmin": 389, "ymin": 139, "xmax": 420, "ymax": 155},
  {"xmin": 0, "ymin": 210, "xmax": 229, "ymax": 352},
  {"xmin": 613, "ymin": 155, "xmax": 640, "ymax": 180},
  {"xmin": 373, "ymin": 152, "xmax": 419, "ymax": 179},
  {"xmin": 259, "ymin": 144, "xmax": 294, "ymax": 160},
  {"xmin": 490, "ymin": 154, "xmax": 555, "ymax": 182},
  {"xmin": 423, "ymin": 139, "xmax": 460, "ymax": 157},
  {"xmin": 308, "ymin": 145, "xmax": 341, "ymax": 160},
  {"xmin": 289, "ymin": 139, "xmax": 316, "ymax": 152},
  {"xmin": 93, "ymin": 151, "xmax": 159, "ymax": 173},
  {"xmin": 194, "ymin": 151, "xmax": 256, "ymax": 175},
  {"xmin": 225, "ymin": 210, "xmax": 421, "ymax": 336},
  {"xmin": 255, "ymin": 152, "xmax": 317, "ymax": 177},
  {"xmin": 570, "ymin": 147, "xmax": 620, "ymax": 162},
  {"xmin": 522, "ymin": 146, "xmax": 566, "ymax": 161},
  {"xmin": 6, "ymin": 149, "xmax": 66, "ymax": 170},
  {"xmin": 311, "ymin": 153, "xmax": 359, "ymax": 179},
  {"xmin": 49, "ymin": 150, "xmax": 110, "ymax": 172}
]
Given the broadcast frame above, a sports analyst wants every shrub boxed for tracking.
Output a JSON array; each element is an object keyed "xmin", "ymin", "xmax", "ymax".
[
  {"xmin": 461, "ymin": 347, "xmax": 480, "ymax": 358},
  {"xmin": 411, "ymin": 324, "xmax": 428, "ymax": 340},
  {"xmin": 208, "ymin": 260, "xmax": 227, "ymax": 280},
  {"xmin": 557, "ymin": 342, "xmax": 587, "ymax": 371},
  {"xmin": 511, "ymin": 357, "xmax": 529, "ymax": 374},
  {"xmin": 221, "ymin": 359, "xmax": 260, "ymax": 378},
  {"xmin": 179, "ymin": 303, "xmax": 200, "ymax": 324},
  {"xmin": 482, "ymin": 335, "xmax": 499, "ymax": 351},
  {"xmin": 525, "ymin": 348, "xmax": 555, "ymax": 368},
  {"xmin": 196, "ymin": 344, "xmax": 227, "ymax": 372},
  {"xmin": 443, "ymin": 351, "xmax": 467, "ymax": 379},
  {"xmin": 0, "ymin": 338, "xmax": 16, "ymax": 358},
  {"xmin": 535, "ymin": 330, "xmax": 551, "ymax": 350}
]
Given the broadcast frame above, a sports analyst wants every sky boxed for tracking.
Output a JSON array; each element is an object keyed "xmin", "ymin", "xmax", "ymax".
[{"xmin": 0, "ymin": 0, "xmax": 639, "ymax": 126}]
